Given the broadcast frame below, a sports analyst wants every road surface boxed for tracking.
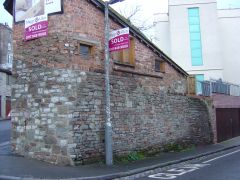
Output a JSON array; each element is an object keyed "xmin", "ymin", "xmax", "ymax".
[
  {"xmin": 0, "ymin": 120, "xmax": 11, "ymax": 155},
  {"xmin": 136, "ymin": 148, "xmax": 240, "ymax": 180}
]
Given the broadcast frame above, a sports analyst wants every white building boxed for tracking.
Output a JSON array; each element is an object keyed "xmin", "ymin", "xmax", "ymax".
[{"xmin": 154, "ymin": 0, "xmax": 240, "ymax": 91}]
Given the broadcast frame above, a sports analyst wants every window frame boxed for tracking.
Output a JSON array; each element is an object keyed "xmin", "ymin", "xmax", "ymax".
[
  {"xmin": 155, "ymin": 59, "xmax": 166, "ymax": 73},
  {"xmin": 78, "ymin": 41, "xmax": 94, "ymax": 60},
  {"xmin": 112, "ymin": 37, "xmax": 135, "ymax": 66},
  {"xmin": 7, "ymin": 54, "xmax": 12, "ymax": 64},
  {"xmin": 188, "ymin": 7, "xmax": 203, "ymax": 66},
  {"xmin": 6, "ymin": 75, "xmax": 10, "ymax": 85}
]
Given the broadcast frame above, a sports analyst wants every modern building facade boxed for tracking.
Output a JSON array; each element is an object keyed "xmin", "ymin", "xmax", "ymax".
[
  {"xmin": 218, "ymin": 8, "xmax": 240, "ymax": 85},
  {"xmin": 154, "ymin": 0, "xmax": 240, "ymax": 90}
]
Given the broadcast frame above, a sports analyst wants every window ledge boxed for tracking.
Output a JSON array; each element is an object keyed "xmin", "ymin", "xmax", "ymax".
[
  {"xmin": 73, "ymin": 35, "xmax": 100, "ymax": 46},
  {"xmin": 113, "ymin": 61, "xmax": 135, "ymax": 68},
  {"xmin": 155, "ymin": 69, "xmax": 165, "ymax": 73},
  {"xmin": 113, "ymin": 65, "xmax": 163, "ymax": 79}
]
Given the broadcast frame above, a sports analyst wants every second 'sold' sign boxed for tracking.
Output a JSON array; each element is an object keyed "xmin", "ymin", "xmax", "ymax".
[
  {"xmin": 109, "ymin": 27, "xmax": 130, "ymax": 52},
  {"xmin": 25, "ymin": 14, "xmax": 48, "ymax": 41}
]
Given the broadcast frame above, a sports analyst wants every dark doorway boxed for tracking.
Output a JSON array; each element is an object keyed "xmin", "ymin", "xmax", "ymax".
[{"xmin": 216, "ymin": 108, "xmax": 240, "ymax": 142}]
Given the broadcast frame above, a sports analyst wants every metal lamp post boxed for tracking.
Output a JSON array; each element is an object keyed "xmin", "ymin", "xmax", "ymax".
[{"xmin": 104, "ymin": 0, "xmax": 124, "ymax": 166}]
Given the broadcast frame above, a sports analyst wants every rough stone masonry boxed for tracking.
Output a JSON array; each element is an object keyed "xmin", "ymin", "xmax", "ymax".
[{"xmin": 11, "ymin": 59, "xmax": 213, "ymax": 165}]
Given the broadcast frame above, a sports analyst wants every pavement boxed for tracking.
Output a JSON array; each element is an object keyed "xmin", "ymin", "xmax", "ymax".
[{"xmin": 0, "ymin": 121, "xmax": 240, "ymax": 180}]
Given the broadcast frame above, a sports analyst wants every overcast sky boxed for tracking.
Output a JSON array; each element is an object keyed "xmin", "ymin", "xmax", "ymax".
[
  {"xmin": 0, "ymin": 0, "xmax": 240, "ymax": 28},
  {"xmin": 111, "ymin": 0, "xmax": 240, "ymax": 19},
  {"xmin": 0, "ymin": 0, "xmax": 12, "ymax": 27}
]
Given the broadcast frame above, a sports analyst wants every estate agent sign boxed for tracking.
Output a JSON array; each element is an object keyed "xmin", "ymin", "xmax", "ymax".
[
  {"xmin": 25, "ymin": 14, "xmax": 48, "ymax": 41},
  {"xmin": 109, "ymin": 27, "xmax": 130, "ymax": 52}
]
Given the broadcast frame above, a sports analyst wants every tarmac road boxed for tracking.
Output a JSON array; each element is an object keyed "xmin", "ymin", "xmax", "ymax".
[
  {"xmin": 0, "ymin": 120, "xmax": 11, "ymax": 144},
  {"xmin": 137, "ymin": 148, "xmax": 240, "ymax": 180},
  {"xmin": 0, "ymin": 120, "xmax": 11, "ymax": 155}
]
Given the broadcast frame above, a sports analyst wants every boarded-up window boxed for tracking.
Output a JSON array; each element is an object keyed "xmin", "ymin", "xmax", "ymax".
[
  {"xmin": 187, "ymin": 75, "xmax": 196, "ymax": 95},
  {"xmin": 112, "ymin": 37, "xmax": 135, "ymax": 66},
  {"xmin": 155, "ymin": 59, "xmax": 166, "ymax": 73}
]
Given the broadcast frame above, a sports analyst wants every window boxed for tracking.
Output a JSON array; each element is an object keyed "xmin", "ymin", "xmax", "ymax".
[
  {"xmin": 195, "ymin": 74, "xmax": 204, "ymax": 95},
  {"xmin": 155, "ymin": 59, "xmax": 166, "ymax": 73},
  {"xmin": 79, "ymin": 43, "xmax": 93, "ymax": 59},
  {"xmin": 7, "ymin": 54, "xmax": 13, "ymax": 64},
  {"xmin": 188, "ymin": 8, "xmax": 203, "ymax": 66},
  {"xmin": 8, "ymin": 43, "xmax": 11, "ymax": 51},
  {"xmin": 6, "ymin": 75, "xmax": 10, "ymax": 85},
  {"xmin": 112, "ymin": 37, "xmax": 135, "ymax": 66}
]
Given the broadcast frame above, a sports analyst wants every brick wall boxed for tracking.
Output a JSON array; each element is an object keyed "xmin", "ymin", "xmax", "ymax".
[{"xmin": 12, "ymin": 0, "xmax": 183, "ymax": 78}]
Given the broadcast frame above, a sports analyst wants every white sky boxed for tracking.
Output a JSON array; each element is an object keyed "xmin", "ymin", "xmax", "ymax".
[
  {"xmin": 111, "ymin": 0, "xmax": 240, "ymax": 37},
  {"xmin": 0, "ymin": 0, "xmax": 240, "ymax": 28},
  {"xmin": 0, "ymin": 0, "xmax": 12, "ymax": 27},
  {"xmin": 111, "ymin": 0, "xmax": 240, "ymax": 18}
]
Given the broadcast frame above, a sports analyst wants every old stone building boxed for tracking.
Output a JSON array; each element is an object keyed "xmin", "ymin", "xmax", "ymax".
[
  {"xmin": 0, "ymin": 23, "xmax": 13, "ymax": 70},
  {"xmin": 0, "ymin": 68, "xmax": 12, "ymax": 119},
  {"xmin": 4, "ymin": 0, "xmax": 214, "ymax": 165},
  {"xmin": 0, "ymin": 23, "xmax": 13, "ymax": 119}
]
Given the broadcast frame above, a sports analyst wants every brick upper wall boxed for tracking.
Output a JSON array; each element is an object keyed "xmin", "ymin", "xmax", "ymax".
[{"xmin": 12, "ymin": 0, "xmax": 186, "ymax": 85}]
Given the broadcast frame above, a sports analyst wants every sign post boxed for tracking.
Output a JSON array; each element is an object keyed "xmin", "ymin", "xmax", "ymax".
[{"xmin": 104, "ymin": 0, "xmax": 126, "ymax": 166}]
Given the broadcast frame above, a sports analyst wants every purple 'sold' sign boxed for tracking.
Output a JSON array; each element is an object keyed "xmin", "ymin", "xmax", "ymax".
[
  {"xmin": 25, "ymin": 15, "xmax": 48, "ymax": 41},
  {"xmin": 109, "ymin": 27, "xmax": 129, "ymax": 52}
]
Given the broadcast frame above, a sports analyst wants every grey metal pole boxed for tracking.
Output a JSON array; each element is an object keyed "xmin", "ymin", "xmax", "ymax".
[{"xmin": 104, "ymin": 1, "xmax": 113, "ymax": 166}]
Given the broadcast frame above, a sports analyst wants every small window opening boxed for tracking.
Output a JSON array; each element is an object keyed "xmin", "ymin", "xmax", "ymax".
[
  {"xmin": 155, "ymin": 59, "xmax": 166, "ymax": 73},
  {"xmin": 79, "ymin": 44, "xmax": 92, "ymax": 59}
]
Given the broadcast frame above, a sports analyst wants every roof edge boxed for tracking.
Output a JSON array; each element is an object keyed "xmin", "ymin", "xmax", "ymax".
[
  {"xmin": 89, "ymin": 0, "xmax": 188, "ymax": 76},
  {"xmin": 0, "ymin": 68, "xmax": 12, "ymax": 75},
  {"xmin": 3, "ymin": 0, "xmax": 13, "ymax": 15}
]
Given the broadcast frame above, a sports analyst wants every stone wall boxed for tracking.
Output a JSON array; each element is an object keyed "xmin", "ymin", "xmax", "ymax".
[
  {"xmin": 0, "ymin": 71, "xmax": 11, "ymax": 119},
  {"xmin": 12, "ymin": 59, "xmax": 213, "ymax": 165},
  {"xmin": 0, "ymin": 23, "xmax": 12, "ymax": 68}
]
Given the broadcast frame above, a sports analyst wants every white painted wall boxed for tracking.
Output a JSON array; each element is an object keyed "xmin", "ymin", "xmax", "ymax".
[
  {"xmin": 169, "ymin": 0, "xmax": 217, "ymax": 6},
  {"xmin": 218, "ymin": 9, "xmax": 240, "ymax": 84},
  {"xmin": 154, "ymin": 13, "xmax": 171, "ymax": 56},
  {"xmin": 187, "ymin": 69, "xmax": 223, "ymax": 80},
  {"xmin": 169, "ymin": 0, "xmax": 223, "ymax": 80},
  {"xmin": 154, "ymin": 0, "xmax": 227, "ymax": 81}
]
